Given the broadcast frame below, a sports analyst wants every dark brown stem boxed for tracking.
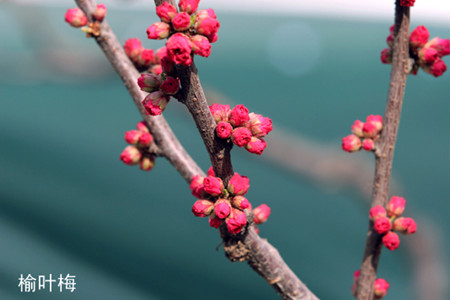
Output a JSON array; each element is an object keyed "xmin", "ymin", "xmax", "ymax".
[
  {"xmin": 355, "ymin": 2, "xmax": 410, "ymax": 299},
  {"xmin": 75, "ymin": 0, "xmax": 319, "ymax": 299}
]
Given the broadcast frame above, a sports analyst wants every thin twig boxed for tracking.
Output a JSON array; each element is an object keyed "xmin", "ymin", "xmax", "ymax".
[{"xmin": 355, "ymin": 2, "xmax": 410, "ymax": 299}]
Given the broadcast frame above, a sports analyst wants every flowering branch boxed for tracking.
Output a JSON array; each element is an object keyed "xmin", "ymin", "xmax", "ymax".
[
  {"xmin": 355, "ymin": 2, "xmax": 410, "ymax": 299},
  {"xmin": 72, "ymin": 0, "xmax": 318, "ymax": 299}
]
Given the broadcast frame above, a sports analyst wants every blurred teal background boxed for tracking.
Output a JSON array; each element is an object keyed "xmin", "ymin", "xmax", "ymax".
[{"xmin": 0, "ymin": 2, "xmax": 449, "ymax": 300}]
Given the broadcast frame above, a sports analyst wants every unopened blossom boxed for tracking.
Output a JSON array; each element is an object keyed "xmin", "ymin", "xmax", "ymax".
[
  {"xmin": 172, "ymin": 12, "xmax": 192, "ymax": 31},
  {"xmin": 209, "ymin": 103, "xmax": 231, "ymax": 123},
  {"xmin": 93, "ymin": 4, "xmax": 107, "ymax": 22},
  {"xmin": 369, "ymin": 205, "xmax": 387, "ymax": 221},
  {"xmin": 227, "ymin": 173, "xmax": 250, "ymax": 196},
  {"xmin": 150, "ymin": 65, "xmax": 163, "ymax": 75},
  {"xmin": 65, "ymin": 7, "xmax": 88, "ymax": 28},
  {"xmin": 353, "ymin": 270, "xmax": 361, "ymax": 283},
  {"xmin": 231, "ymin": 127, "xmax": 252, "ymax": 147},
  {"xmin": 400, "ymin": 0, "xmax": 415, "ymax": 7},
  {"xmin": 410, "ymin": 26, "xmax": 430, "ymax": 49},
  {"xmin": 138, "ymin": 132, "xmax": 153, "ymax": 147},
  {"xmin": 140, "ymin": 155, "xmax": 155, "ymax": 171},
  {"xmin": 136, "ymin": 121, "xmax": 149, "ymax": 133},
  {"xmin": 161, "ymin": 56, "xmax": 176, "ymax": 75},
  {"xmin": 195, "ymin": 11, "xmax": 220, "ymax": 36},
  {"xmin": 427, "ymin": 37, "xmax": 450, "ymax": 57},
  {"xmin": 231, "ymin": 196, "xmax": 250, "ymax": 210},
  {"xmin": 426, "ymin": 58, "xmax": 447, "ymax": 77},
  {"xmin": 209, "ymin": 212, "xmax": 223, "ymax": 228},
  {"xmin": 247, "ymin": 113, "xmax": 273, "ymax": 138},
  {"xmin": 207, "ymin": 166, "xmax": 215, "ymax": 177},
  {"xmin": 124, "ymin": 130, "xmax": 142, "ymax": 145},
  {"xmin": 154, "ymin": 47, "xmax": 168, "ymax": 64},
  {"xmin": 374, "ymin": 217, "xmax": 392, "ymax": 235},
  {"xmin": 179, "ymin": 0, "xmax": 200, "ymax": 15},
  {"xmin": 192, "ymin": 199, "xmax": 214, "ymax": 217},
  {"xmin": 120, "ymin": 146, "xmax": 141, "ymax": 165},
  {"xmin": 382, "ymin": 231, "xmax": 400, "ymax": 251},
  {"xmin": 393, "ymin": 217, "xmax": 417, "ymax": 234},
  {"xmin": 214, "ymin": 199, "xmax": 231, "ymax": 219},
  {"xmin": 366, "ymin": 115, "xmax": 383, "ymax": 132},
  {"xmin": 142, "ymin": 91, "xmax": 170, "ymax": 116},
  {"xmin": 225, "ymin": 208, "xmax": 247, "ymax": 234},
  {"xmin": 362, "ymin": 122, "xmax": 379, "ymax": 138},
  {"xmin": 137, "ymin": 73, "xmax": 161, "ymax": 93},
  {"xmin": 362, "ymin": 139, "xmax": 375, "ymax": 151},
  {"xmin": 136, "ymin": 49, "xmax": 155, "ymax": 67},
  {"xmin": 245, "ymin": 137, "xmax": 267, "ymax": 155},
  {"xmin": 216, "ymin": 121, "xmax": 233, "ymax": 139},
  {"xmin": 386, "ymin": 34, "xmax": 394, "ymax": 48},
  {"xmin": 160, "ymin": 77, "xmax": 179, "ymax": 95},
  {"xmin": 190, "ymin": 175, "xmax": 204, "ymax": 198},
  {"xmin": 418, "ymin": 47, "xmax": 439, "ymax": 64},
  {"xmin": 342, "ymin": 134, "xmax": 361, "ymax": 152},
  {"xmin": 381, "ymin": 48, "xmax": 393, "ymax": 64},
  {"xmin": 351, "ymin": 120, "xmax": 364, "ymax": 137},
  {"xmin": 147, "ymin": 22, "xmax": 171, "ymax": 40},
  {"xmin": 253, "ymin": 204, "xmax": 271, "ymax": 224},
  {"xmin": 166, "ymin": 33, "xmax": 193, "ymax": 66},
  {"xmin": 386, "ymin": 196, "xmax": 406, "ymax": 217},
  {"xmin": 373, "ymin": 278, "xmax": 390, "ymax": 299},
  {"xmin": 229, "ymin": 105, "xmax": 250, "ymax": 127},
  {"xmin": 156, "ymin": 2, "xmax": 177, "ymax": 23},
  {"xmin": 124, "ymin": 38, "xmax": 143, "ymax": 61},
  {"xmin": 190, "ymin": 35, "xmax": 211, "ymax": 57},
  {"xmin": 203, "ymin": 176, "xmax": 224, "ymax": 196}
]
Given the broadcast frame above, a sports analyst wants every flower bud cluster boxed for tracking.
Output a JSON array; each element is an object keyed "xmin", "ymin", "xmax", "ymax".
[
  {"xmin": 400, "ymin": 0, "xmax": 415, "ymax": 6},
  {"xmin": 120, "ymin": 121, "xmax": 156, "ymax": 171},
  {"xmin": 381, "ymin": 25, "xmax": 450, "ymax": 77},
  {"xmin": 190, "ymin": 169, "xmax": 271, "ymax": 234},
  {"xmin": 146, "ymin": 1, "xmax": 220, "ymax": 66},
  {"xmin": 210, "ymin": 103, "xmax": 273, "ymax": 155},
  {"xmin": 352, "ymin": 270, "xmax": 390, "ymax": 299},
  {"xmin": 369, "ymin": 196, "xmax": 416, "ymax": 251},
  {"xmin": 124, "ymin": 39, "xmax": 162, "ymax": 72},
  {"xmin": 65, "ymin": 4, "xmax": 107, "ymax": 29},
  {"xmin": 342, "ymin": 115, "xmax": 383, "ymax": 153}
]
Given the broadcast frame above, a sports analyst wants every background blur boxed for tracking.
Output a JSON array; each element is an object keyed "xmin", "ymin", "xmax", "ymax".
[{"xmin": 0, "ymin": 0, "xmax": 449, "ymax": 299}]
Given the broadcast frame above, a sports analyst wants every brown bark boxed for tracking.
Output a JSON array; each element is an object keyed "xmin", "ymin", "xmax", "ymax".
[{"xmin": 355, "ymin": 2, "xmax": 410, "ymax": 299}]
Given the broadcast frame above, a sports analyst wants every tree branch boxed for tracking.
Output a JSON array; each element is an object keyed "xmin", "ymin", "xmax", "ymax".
[{"xmin": 355, "ymin": 2, "xmax": 410, "ymax": 299}]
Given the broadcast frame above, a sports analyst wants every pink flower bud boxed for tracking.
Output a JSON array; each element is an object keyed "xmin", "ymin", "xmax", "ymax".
[
  {"xmin": 351, "ymin": 120, "xmax": 364, "ymax": 137},
  {"xmin": 427, "ymin": 37, "xmax": 450, "ymax": 57},
  {"xmin": 190, "ymin": 35, "xmax": 211, "ymax": 57},
  {"xmin": 120, "ymin": 146, "xmax": 142, "ymax": 165},
  {"xmin": 227, "ymin": 173, "xmax": 250, "ymax": 196},
  {"xmin": 93, "ymin": 4, "xmax": 107, "ymax": 22},
  {"xmin": 245, "ymin": 137, "xmax": 267, "ymax": 155},
  {"xmin": 424, "ymin": 58, "xmax": 447, "ymax": 77},
  {"xmin": 207, "ymin": 33, "xmax": 219, "ymax": 44},
  {"xmin": 65, "ymin": 7, "xmax": 88, "ymax": 28},
  {"xmin": 382, "ymin": 231, "xmax": 400, "ymax": 251},
  {"xmin": 147, "ymin": 22, "xmax": 171, "ymax": 40},
  {"xmin": 231, "ymin": 127, "xmax": 252, "ymax": 147},
  {"xmin": 362, "ymin": 122, "xmax": 379, "ymax": 138},
  {"xmin": 386, "ymin": 196, "xmax": 406, "ymax": 217},
  {"xmin": 362, "ymin": 138, "xmax": 375, "ymax": 151},
  {"xmin": 353, "ymin": 270, "xmax": 361, "ymax": 283},
  {"xmin": 393, "ymin": 217, "xmax": 417, "ymax": 234},
  {"xmin": 342, "ymin": 134, "xmax": 361, "ymax": 153},
  {"xmin": 154, "ymin": 47, "xmax": 168, "ymax": 64},
  {"xmin": 136, "ymin": 49, "xmax": 155, "ymax": 67},
  {"xmin": 253, "ymin": 204, "xmax": 271, "ymax": 224},
  {"xmin": 124, "ymin": 38, "xmax": 143, "ymax": 62},
  {"xmin": 207, "ymin": 166, "xmax": 215, "ymax": 177},
  {"xmin": 209, "ymin": 212, "xmax": 223, "ymax": 228},
  {"xmin": 209, "ymin": 103, "xmax": 231, "ymax": 123},
  {"xmin": 137, "ymin": 73, "xmax": 161, "ymax": 93},
  {"xmin": 225, "ymin": 208, "xmax": 247, "ymax": 234},
  {"xmin": 136, "ymin": 121, "xmax": 149, "ymax": 133},
  {"xmin": 386, "ymin": 34, "xmax": 394, "ymax": 48},
  {"xmin": 172, "ymin": 12, "xmax": 192, "ymax": 31},
  {"xmin": 400, "ymin": 0, "xmax": 415, "ymax": 7},
  {"xmin": 369, "ymin": 205, "xmax": 387, "ymax": 221},
  {"xmin": 410, "ymin": 26, "xmax": 429, "ymax": 49},
  {"xmin": 142, "ymin": 91, "xmax": 170, "ymax": 116},
  {"xmin": 216, "ymin": 121, "xmax": 233, "ymax": 139},
  {"xmin": 140, "ymin": 155, "xmax": 155, "ymax": 171},
  {"xmin": 247, "ymin": 113, "xmax": 273, "ymax": 138},
  {"xmin": 166, "ymin": 33, "xmax": 193, "ymax": 66},
  {"xmin": 231, "ymin": 196, "xmax": 250, "ymax": 210},
  {"xmin": 196, "ymin": 9, "xmax": 217, "ymax": 20},
  {"xmin": 418, "ymin": 46, "xmax": 439, "ymax": 64},
  {"xmin": 160, "ymin": 77, "xmax": 179, "ymax": 95},
  {"xmin": 124, "ymin": 130, "xmax": 142, "ymax": 145},
  {"xmin": 229, "ymin": 105, "xmax": 250, "ymax": 127},
  {"xmin": 214, "ymin": 199, "xmax": 231, "ymax": 219},
  {"xmin": 380, "ymin": 48, "xmax": 392, "ymax": 64},
  {"xmin": 138, "ymin": 132, "xmax": 153, "ymax": 147},
  {"xmin": 374, "ymin": 217, "xmax": 392, "ymax": 235},
  {"xmin": 161, "ymin": 56, "xmax": 175, "ymax": 74},
  {"xmin": 150, "ymin": 64, "xmax": 163, "ymax": 75},
  {"xmin": 195, "ymin": 14, "xmax": 220, "ymax": 36},
  {"xmin": 156, "ymin": 2, "xmax": 177, "ymax": 23},
  {"xmin": 179, "ymin": 0, "xmax": 200, "ymax": 15},
  {"xmin": 373, "ymin": 278, "xmax": 390, "ymax": 299},
  {"xmin": 192, "ymin": 199, "xmax": 214, "ymax": 217},
  {"xmin": 203, "ymin": 176, "xmax": 224, "ymax": 196},
  {"xmin": 190, "ymin": 175, "xmax": 204, "ymax": 198},
  {"xmin": 366, "ymin": 115, "xmax": 383, "ymax": 132}
]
